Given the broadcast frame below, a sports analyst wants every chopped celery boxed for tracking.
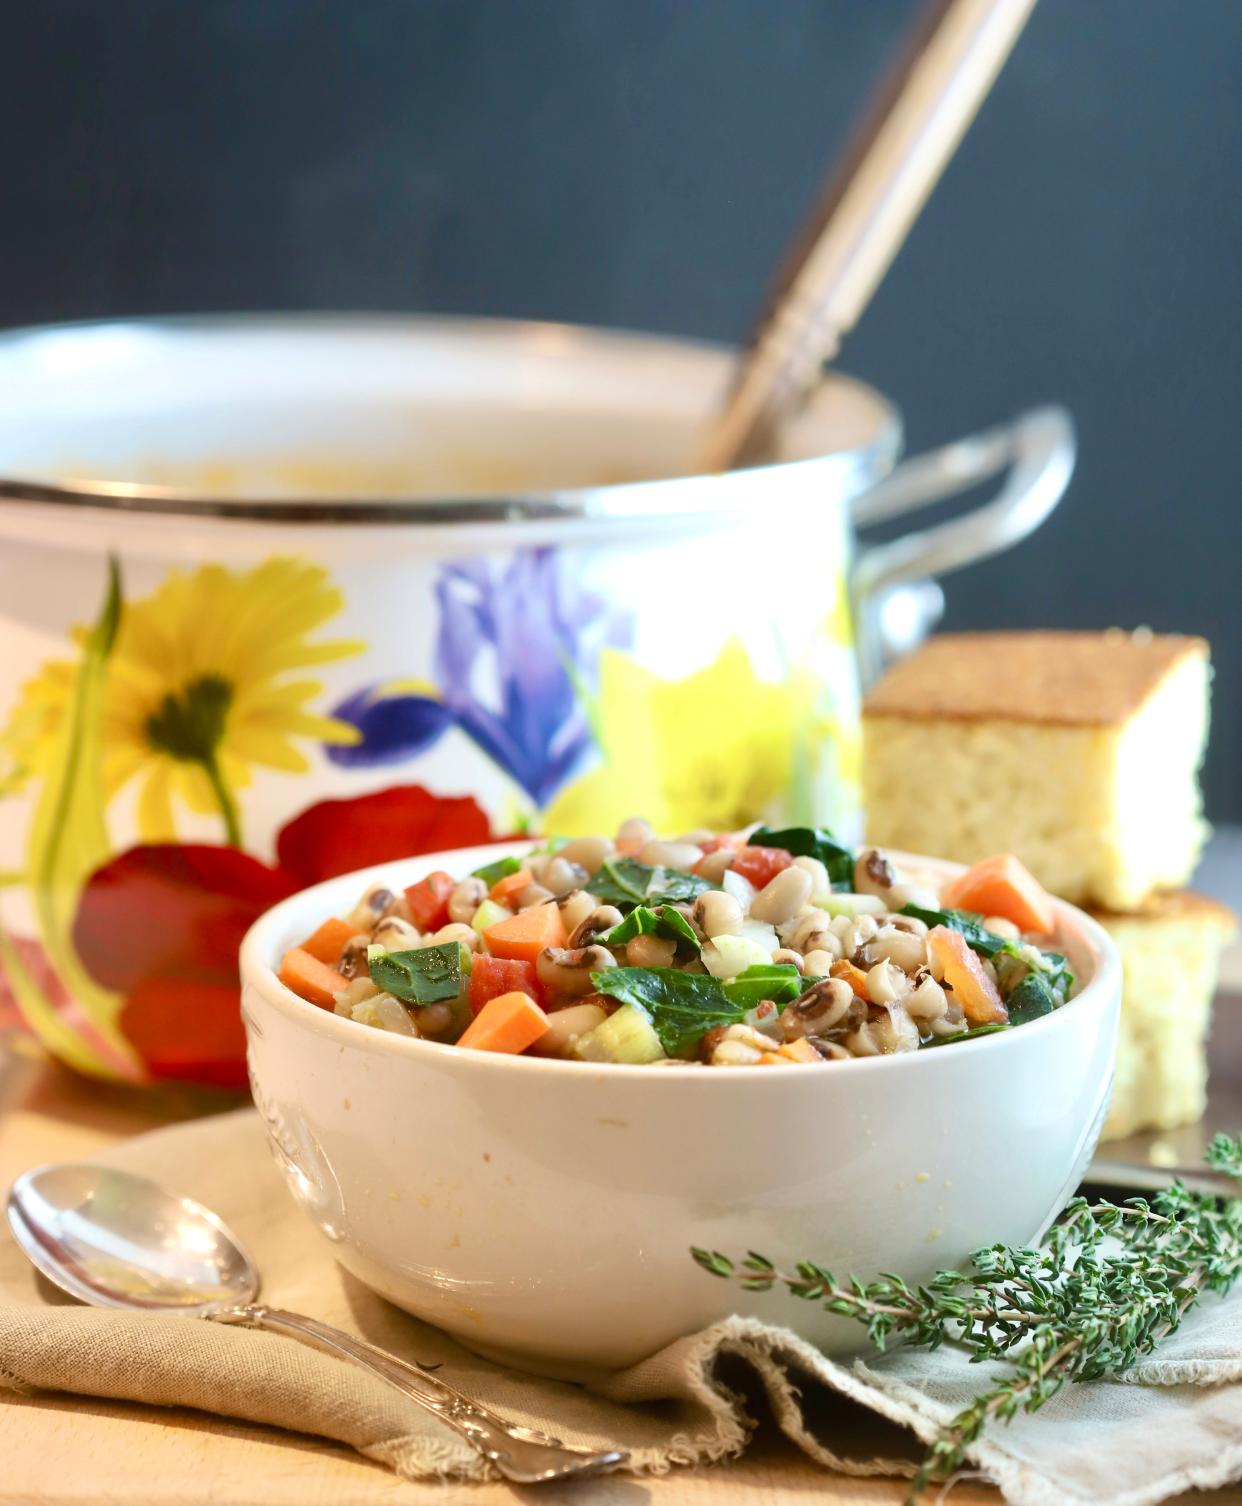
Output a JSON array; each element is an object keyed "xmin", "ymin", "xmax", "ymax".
[
  {"xmin": 702, "ymin": 933, "xmax": 773, "ymax": 979},
  {"xmin": 814, "ymin": 892, "xmax": 887, "ymax": 918},
  {"xmin": 471, "ymin": 897, "xmax": 511, "ymax": 937},
  {"xmin": 572, "ymin": 1003, "xmax": 666, "ymax": 1064}
]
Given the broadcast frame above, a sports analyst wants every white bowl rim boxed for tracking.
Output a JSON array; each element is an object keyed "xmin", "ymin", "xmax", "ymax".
[{"xmin": 240, "ymin": 839, "xmax": 1121, "ymax": 1083}]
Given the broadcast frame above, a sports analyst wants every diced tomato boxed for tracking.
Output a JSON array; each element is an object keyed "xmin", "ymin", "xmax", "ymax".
[
  {"xmin": 404, "ymin": 870, "xmax": 455, "ymax": 931},
  {"xmin": 696, "ymin": 835, "xmax": 731, "ymax": 856},
  {"xmin": 730, "ymin": 845, "xmax": 793, "ymax": 890},
  {"xmin": 469, "ymin": 954, "xmax": 540, "ymax": 1016}
]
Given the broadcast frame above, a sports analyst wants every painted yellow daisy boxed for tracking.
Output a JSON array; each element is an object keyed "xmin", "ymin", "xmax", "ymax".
[
  {"xmin": 3, "ymin": 557, "xmax": 363, "ymax": 844},
  {"xmin": 544, "ymin": 637, "xmax": 812, "ymax": 837}
]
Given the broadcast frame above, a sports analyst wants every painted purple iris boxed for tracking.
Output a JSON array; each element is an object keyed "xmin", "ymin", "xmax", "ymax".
[
  {"xmin": 325, "ymin": 683, "xmax": 453, "ymax": 768},
  {"xmin": 328, "ymin": 548, "xmax": 630, "ymax": 807}
]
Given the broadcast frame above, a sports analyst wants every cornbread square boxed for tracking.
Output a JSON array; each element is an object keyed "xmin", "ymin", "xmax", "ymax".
[
  {"xmin": 862, "ymin": 632, "xmax": 1210, "ymax": 910},
  {"xmin": 1094, "ymin": 890, "xmax": 1236, "ymax": 1140}
]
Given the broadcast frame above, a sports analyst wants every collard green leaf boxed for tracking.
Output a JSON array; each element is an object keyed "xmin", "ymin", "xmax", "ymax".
[
  {"xmin": 586, "ymin": 857, "xmax": 711, "ymax": 912},
  {"xmin": 602, "ymin": 904, "xmax": 701, "ymax": 953},
  {"xmin": 471, "ymin": 854, "xmax": 523, "ymax": 886},
  {"xmin": 721, "ymin": 963, "xmax": 805, "ymax": 1009},
  {"xmin": 1005, "ymin": 971, "xmax": 1060, "ymax": 1025},
  {"xmin": 589, "ymin": 962, "xmax": 807, "ymax": 1055},
  {"xmin": 748, "ymin": 826, "xmax": 855, "ymax": 887},
  {"xmin": 369, "ymin": 942, "xmax": 463, "ymax": 1005},
  {"xmin": 922, "ymin": 1022, "xmax": 1012, "ymax": 1048},
  {"xmin": 899, "ymin": 904, "xmax": 1013, "ymax": 957},
  {"xmin": 1037, "ymin": 950, "xmax": 1074, "ymax": 1000},
  {"xmin": 590, "ymin": 967, "xmax": 743, "ymax": 1055}
]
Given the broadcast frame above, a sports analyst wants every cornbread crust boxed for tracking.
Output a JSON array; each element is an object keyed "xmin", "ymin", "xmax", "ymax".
[
  {"xmin": 1088, "ymin": 889, "xmax": 1237, "ymax": 931},
  {"xmin": 1095, "ymin": 889, "xmax": 1237, "ymax": 1140},
  {"xmin": 863, "ymin": 631, "xmax": 1209, "ymax": 727}
]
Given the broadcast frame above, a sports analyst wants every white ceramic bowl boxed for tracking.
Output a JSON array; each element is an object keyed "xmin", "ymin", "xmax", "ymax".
[{"xmin": 240, "ymin": 842, "xmax": 1120, "ymax": 1380}]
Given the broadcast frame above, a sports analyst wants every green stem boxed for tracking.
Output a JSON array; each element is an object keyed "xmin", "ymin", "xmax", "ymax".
[{"xmin": 201, "ymin": 750, "xmax": 242, "ymax": 848}]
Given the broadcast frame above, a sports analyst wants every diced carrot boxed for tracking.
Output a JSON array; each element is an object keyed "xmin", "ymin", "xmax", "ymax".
[
  {"xmin": 279, "ymin": 947, "xmax": 349, "ymax": 1010},
  {"xmin": 756, "ymin": 1039, "xmax": 820, "ymax": 1065},
  {"xmin": 927, "ymin": 927, "xmax": 1007, "ymax": 1025},
  {"xmin": 456, "ymin": 990, "xmax": 550, "ymax": 1054},
  {"xmin": 482, "ymin": 902, "xmax": 567, "ymax": 962},
  {"xmin": 830, "ymin": 960, "xmax": 871, "ymax": 1000},
  {"xmin": 941, "ymin": 853, "xmax": 1056, "ymax": 936},
  {"xmin": 489, "ymin": 867, "xmax": 533, "ymax": 905},
  {"xmin": 404, "ymin": 870, "xmax": 455, "ymax": 930},
  {"xmin": 300, "ymin": 917, "xmax": 356, "ymax": 967},
  {"xmin": 778, "ymin": 1037, "xmax": 822, "ymax": 1064}
]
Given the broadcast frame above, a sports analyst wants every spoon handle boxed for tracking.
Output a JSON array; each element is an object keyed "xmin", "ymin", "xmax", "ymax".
[{"xmin": 207, "ymin": 1304, "xmax": 626, "ymax": 1485}]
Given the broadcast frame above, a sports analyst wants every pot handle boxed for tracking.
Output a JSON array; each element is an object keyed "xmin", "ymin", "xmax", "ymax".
[{"xmin": 850, "ymin": 404, "xmax": 1075, "ymax": 684}]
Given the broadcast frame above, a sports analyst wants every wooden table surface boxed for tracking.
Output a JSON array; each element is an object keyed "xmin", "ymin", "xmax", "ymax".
[{"xmin": 1, "ymin": 1041, "xmax": 1239, "ymax": 1506}]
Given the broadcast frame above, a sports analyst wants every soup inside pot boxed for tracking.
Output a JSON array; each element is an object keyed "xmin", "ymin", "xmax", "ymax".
[{"xmin": 0, "ymin": 317, "xmax": 897, "ymax": 501}]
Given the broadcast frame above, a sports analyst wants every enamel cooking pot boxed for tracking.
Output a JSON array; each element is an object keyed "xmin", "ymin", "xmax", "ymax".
[{"xmin": 0, "ymin": 315, "xmax": 1074, "ymax": 1085}]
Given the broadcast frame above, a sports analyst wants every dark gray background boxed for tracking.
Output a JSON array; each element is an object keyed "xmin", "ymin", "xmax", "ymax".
[{"xmin": 3, "ymin": 0, "xmax": 1239, "ymax": 815}]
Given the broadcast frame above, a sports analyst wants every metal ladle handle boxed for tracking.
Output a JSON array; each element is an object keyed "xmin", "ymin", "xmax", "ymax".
[
  {"xmin": 208, "ymin": 1305, "xmax": 626, "ymax": 1485},
  {"xmin": 699, "ymin": 0, "xmax": 1037, "ymax": 472}
]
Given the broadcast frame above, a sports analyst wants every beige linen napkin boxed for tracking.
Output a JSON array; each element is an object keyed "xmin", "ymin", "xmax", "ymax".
[{"xmin": 5, "ymin": 1109, "xmax": 1242, "ymax": 1505}]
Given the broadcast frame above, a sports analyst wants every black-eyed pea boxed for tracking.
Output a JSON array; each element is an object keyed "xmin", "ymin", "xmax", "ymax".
[
  {"xmin": 617, "ymin": 816, "xmax": 654, "ymax": 846},
  {"xmin": 870, "ymin": 924, "xmax": 928, "ymax": 973},
  {"xmin": 568, "ymin": 905, "xmax": 624, "ymax": 948},
  {"xmin": 750, "ymin": 866, "xmax": 813, "ymax": 924},
  {"xmin": 558, "ymin": 835, "xmax": 615, "ymax": 875},
  {"xmin": 535, "ymin": 944, "xmax": 617, "ymax": 1000},
  {"xmin": 447, "ymin": 877, "xmax": 488, "ymax": 924},
  {"xmin": 696, "ymin": 848, "xmax": 736, "ymax": 885},
  {"xmin": 625, "ymin": 933, "xmax": 676, "ymax": 968},
  {"xmin": 639, "ymin": 839, "xmax": 704, "ymax": 869},
  {"xmin": 802, "ymin": 948, "xmax": 838, "ymax": 978},
  {"xmin": 792, "ymin": 855, "xmax": 829, "ymax": 893},
  {"xmin": 372, "ymin": 916, "xmax": 422, "ymax": 950},
  {"xmin": 983, "ymin": 915, "xmax": 1022, "ymax": 939},
  {"xmin": 853, "ymin": 848, "xmax": 896, "ymax": 896},
  {"xmin": 543, "ymin": 856, "xmax": 590, "ymax": 898},
  {"xmin": 516, "ymin": 882, "xmax": 556, "ymax": 910},
  {"xmin": 692, "ymin": 889, "xmax": 743, "ymax": 939},
  {"xmin": 431, "ymin": 922, "xmax": 479, "ymax": 951},
  {"xmin": 558, "ymin": 888, "xmax": 597, "ymax": 932}
]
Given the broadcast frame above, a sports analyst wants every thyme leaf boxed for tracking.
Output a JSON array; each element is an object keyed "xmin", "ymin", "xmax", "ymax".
[{"xmin": 692, "ymin": 1133, "xmax": 1242, "ymax": 1501}]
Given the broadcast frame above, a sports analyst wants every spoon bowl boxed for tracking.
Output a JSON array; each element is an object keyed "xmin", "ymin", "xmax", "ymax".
[
  {"xmin": 9, "ymin": 1164, "xmax": 259, "ymax": 1314},
  {"xmin": 7, "ymin": 1162, "xmax": 626, "ymax": 1484}
]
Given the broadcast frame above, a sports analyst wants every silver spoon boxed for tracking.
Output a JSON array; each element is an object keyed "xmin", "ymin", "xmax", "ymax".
[{"xmin": 7, "ymin": 1162, "xmax": 626, "ymax": 1485}]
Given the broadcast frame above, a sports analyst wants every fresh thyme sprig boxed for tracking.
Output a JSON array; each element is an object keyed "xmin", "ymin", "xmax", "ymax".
[{"xmin": 692, "ymin": 1133, "xmax": 1242, "ymax": 1502}]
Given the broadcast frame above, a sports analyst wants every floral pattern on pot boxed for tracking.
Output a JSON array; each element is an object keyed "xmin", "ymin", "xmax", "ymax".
[
  {"xmin": 0, "ymin": 555, "xmax": 499, "ymax": 1088},
  {"xmin": 0, "ymin": 539, "xmax": 856, "ymax": 1088},
  {"xmin": 542, "ymin": 636, "xmax": 841, "ymax": 837},
  {"xmin": 3, "ymin": 556, "xmax": 364, "ymax": 844},
  {"xmin": 68, "ymin": 784, "xmax": 498, "ymax": 1089},
  {"xmin": 327, "ymin": 549, "xmax": 631, "ymax": 807}
]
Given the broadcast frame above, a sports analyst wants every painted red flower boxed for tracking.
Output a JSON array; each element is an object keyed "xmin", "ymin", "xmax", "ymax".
[
  {"xmin": 71, "ymin": 784, "xmax": 496, "ymax": 1090},
  {"xmin": 73, "ymin": 844, "xmax": 298, "ymax": 1090},
  {"xmin": 276, "ymin": 784, "xmax": 495, "ymax": 887}
]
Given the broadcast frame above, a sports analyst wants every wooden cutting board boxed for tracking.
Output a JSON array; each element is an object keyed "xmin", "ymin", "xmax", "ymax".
[{"xmin": 0, "ymin": 1039, "xmax": 1239, "ymax": 1506}]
